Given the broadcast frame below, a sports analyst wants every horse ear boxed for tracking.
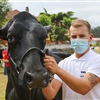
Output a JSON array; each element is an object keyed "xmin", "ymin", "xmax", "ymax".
[
  {"xmin": 44, "ymin": 26, "xmax": 51, "ymax": 33},
  {"xmin": 0, "ymin": 28, "xmax": 8, "ymax": 40},
  {"xmin": 0, "ymin": 19, "xmax": 13, "ymax": 40}
]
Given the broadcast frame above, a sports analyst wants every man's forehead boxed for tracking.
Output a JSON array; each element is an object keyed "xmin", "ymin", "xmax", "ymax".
[
  {"xmin": 70, "ymin": 25, "xmax": 88, "ymax": 29},
  {"xmin": 70, "ymin": 25, "xmax": 89, "ymax": 33}
]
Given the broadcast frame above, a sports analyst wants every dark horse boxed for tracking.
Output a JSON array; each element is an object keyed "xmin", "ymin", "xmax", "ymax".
[{"xmin": 0, "ymin": 12, "xmax": 65, "ymax": 100}]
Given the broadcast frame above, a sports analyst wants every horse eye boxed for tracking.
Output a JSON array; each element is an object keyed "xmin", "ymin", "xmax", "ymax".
[
  {"xmin": 7, "ymin": 35, "xmax": 15, "ymax": 43},
  {"xmin": 40, "ymin": 39, "xmax": 45, "ymax": 43}
]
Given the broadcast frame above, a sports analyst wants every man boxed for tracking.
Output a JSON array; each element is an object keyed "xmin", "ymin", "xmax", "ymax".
[{"xmin": 42, "ymin": 19, "xmax": 100, "ymax": 100}]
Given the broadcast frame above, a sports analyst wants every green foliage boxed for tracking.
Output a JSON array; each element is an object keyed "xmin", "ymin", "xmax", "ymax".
[
  {"xmin": 38, "ymin": 14, "xmax": 51, "ymax": 26},
  {"xmin": 62, "ymin": 17, "xmax": 72, "ymax": 29},
  {"xmin": 52, "ymin": 26, "xmax": 67, "ymax": 41},
  {"xmin": 0, "ymin": 0, "xmax": 11, "ymax": 28},
  {"xmin": 50, "ymin": 34, "xmax": 58, "ymax": 42},
  {"xmin": 38, "ymin": 8, "xmax": 77, "ymax": 44},
  {"xmin": 50, "ymin": 11, "xmax": 76, "ymax": 43},
  {"xmin": 38, "ymin": 8, "xmax": 51, "ymax": 26}
]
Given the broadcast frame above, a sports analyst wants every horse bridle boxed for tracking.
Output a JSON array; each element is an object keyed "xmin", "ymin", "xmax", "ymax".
[{"xmin": 8, "ymin": 47, "xmax": 53, "ymax": 81}]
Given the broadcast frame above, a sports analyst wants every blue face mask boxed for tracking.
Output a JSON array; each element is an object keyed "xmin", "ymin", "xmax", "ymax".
[{"xmin": 71, "ymin": 39, "xmax": 89, "ymax": 54}]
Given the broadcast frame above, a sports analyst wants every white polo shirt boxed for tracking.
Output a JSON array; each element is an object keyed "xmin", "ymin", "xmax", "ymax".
[{"xmin": 54, "ymin": 49, "xmax": 100, "ymax": 100}]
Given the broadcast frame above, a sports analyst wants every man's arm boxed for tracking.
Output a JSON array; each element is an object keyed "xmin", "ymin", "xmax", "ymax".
[
  {"xmin": 56, "ymin": 67, "xmax": 100, "ymax": 95},
  {"xmin": 2, "ymin": 59, "xmax": 9, "ymax": 63},
  {"xmin": 42, "ymin": 79, "xmax": 61, "ymax": 100},
  {"xmin": 43, "ymin": 55, "xmax": 100, "ymax": 95}
]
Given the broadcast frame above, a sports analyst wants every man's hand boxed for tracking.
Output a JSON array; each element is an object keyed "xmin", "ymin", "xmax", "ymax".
[{"xmin": 43, "ymin": 55, "xmax": 60, "ymax": 74}]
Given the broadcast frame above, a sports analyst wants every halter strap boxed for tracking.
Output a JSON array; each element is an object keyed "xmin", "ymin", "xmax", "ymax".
[{"xmin": 9, "ymin": 47, "xmax": 45, "ymax": 76}]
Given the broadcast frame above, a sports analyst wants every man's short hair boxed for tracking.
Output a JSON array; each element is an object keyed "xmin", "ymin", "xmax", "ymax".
[{"xmin": 71, "ymin": 19, "xmax": 91, "ymax": 33}]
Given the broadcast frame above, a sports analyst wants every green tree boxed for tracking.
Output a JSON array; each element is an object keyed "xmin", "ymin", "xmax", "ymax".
[
  {"xmin": 38, "ymin": 14, "xmax": 51, "ymax": 26},
  {"xmin": 0, "ymin": 0, "xmax": 11, "ymax": 28},
  {"xmin": 50, "ymin": 11, "xmax": 77, "ymax": 43},
  {"xmin": 38, "ymin": 8, "xmax": 77, "ymax": 44},
  {"xmin": 38, "ymin": 8, "xmax": 51, "ymax": 26}
]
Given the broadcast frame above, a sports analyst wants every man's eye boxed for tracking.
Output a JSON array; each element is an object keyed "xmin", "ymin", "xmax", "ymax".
[
  {"xmin": 80, "ymin": 35, "xmax": 85, "ymax": 38},
  {"xmin": 71, "ymin": 35, "xmax": 77, "ymax": 39}
]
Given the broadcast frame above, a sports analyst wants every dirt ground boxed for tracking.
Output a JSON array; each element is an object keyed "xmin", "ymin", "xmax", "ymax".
[{"xmin": 0, "ymin": 72, "xmax": 7, "ymax": 100}]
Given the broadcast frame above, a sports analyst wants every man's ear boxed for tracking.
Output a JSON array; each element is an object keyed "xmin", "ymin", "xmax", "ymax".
[{"xmin": 89, "ymin": 33, "xmax": 93, "ymax": 42}]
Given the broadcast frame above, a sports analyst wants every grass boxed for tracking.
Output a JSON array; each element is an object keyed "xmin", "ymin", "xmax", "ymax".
[
  {"xmin": 0, "ymin": 66, "xmax": 4, "ymax": 72},
  {"xmin": 0, "ymin": 66, "xmax": 7, "ymax": 100}
]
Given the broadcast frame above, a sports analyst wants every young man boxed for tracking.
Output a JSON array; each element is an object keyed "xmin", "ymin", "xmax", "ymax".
[{"xmin": 42, "ymin": 19, "xmax": 100, "ymax": 100}]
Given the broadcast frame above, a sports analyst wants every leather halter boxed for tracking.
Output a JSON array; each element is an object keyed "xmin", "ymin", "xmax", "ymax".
[
  {"xmin": 8, "ymin": 47, "xmax": 53, "ymax": 81},
  {"xmin": 9, "ymin": 47, "xmax": 45, "ymax": 76}
]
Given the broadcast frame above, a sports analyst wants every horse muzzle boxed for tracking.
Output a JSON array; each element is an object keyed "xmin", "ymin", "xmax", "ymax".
[{"xmin": 24, "ymin": 71, "xmax": 49, "ymax": 88}]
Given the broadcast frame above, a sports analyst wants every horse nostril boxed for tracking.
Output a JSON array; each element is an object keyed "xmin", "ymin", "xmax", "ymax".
[
  {"xmin": 24, "ymin": 72, "xmax": 33, "ymax": 83},
  {"xmin": 24, "ymin": 71, "xmax": 49, "ymax": 88}
]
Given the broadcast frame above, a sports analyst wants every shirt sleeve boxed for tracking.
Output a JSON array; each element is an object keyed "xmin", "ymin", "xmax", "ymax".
[{"xmin": 86, "ymin": 56, "xmax": 100, "ymax": 78}]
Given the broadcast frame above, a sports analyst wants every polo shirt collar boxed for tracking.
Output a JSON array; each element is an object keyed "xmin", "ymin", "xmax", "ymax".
[{"xmin": 72, "ymin": 49, "xmax": 92, "ymax": 61}]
